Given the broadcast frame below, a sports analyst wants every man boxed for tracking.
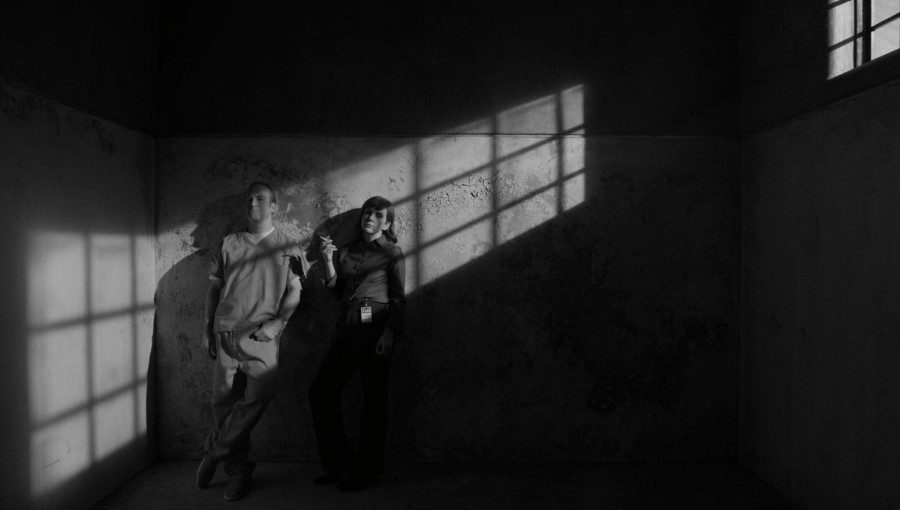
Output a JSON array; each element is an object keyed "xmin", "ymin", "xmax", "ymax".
[{"xmin": 197, "ymin": 182, "xmax": 306, "ymax": 501}]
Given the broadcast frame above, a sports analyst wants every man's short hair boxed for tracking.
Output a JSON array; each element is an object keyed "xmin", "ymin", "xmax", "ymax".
[{"xmin": 248, "ymin": 181, "xmax": 277, "ymax": 203}]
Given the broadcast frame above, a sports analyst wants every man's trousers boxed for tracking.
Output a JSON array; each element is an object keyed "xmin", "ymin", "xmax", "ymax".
[{"xmin": 205, "ymin": 330, "xmax": 279, "ymax": 479}]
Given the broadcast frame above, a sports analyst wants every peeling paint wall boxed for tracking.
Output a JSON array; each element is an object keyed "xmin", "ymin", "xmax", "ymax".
[
  {"xmin": 741, "ymin": 82, "xmax": 900, "ymax": 509},
  {"xmin": 155, "ymin": 132, "xmax": 738, "ymax": 462},
  {"xmin": 0, "ymin": 82, "xmax": 156, "ymax": 510}
]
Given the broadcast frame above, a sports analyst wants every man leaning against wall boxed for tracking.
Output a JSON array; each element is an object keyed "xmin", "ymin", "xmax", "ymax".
[{"xmin": 196, "ymin": 181, "xmax": 307, "ymax": 501}]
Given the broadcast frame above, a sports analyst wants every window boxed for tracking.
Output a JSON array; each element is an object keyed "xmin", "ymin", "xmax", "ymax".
[{"xmin": 829, "ymin": 0, "xmax": 900, "ymax": 78}]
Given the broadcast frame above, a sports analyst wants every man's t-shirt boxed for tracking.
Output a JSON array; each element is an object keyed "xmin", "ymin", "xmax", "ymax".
[{"xmin": 208, "ymin": 227, "xmax": 305, "ymax": 333}]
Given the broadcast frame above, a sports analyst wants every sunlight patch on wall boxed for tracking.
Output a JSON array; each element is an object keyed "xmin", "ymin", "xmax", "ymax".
[
  {"xmin": 495, "ymin": 137, "xmax": 558, "ymax": 208},
  {"xmin": 418, "ymin": 167, "xmax": 494, "ymax": 245},
  {"xmin": 560, "ymin": 85, "xmax": 584, "ymax": 130},
  {"xmin": 417, "ymin": 128, "xmax": 493, "ymax": 191},
  {"xmin": 93, "ymin": 391, "xmax": 136, "ymax": 459},
  {"xmin": 492, "ymin": 85, "xmax": 585, "ymax": 244},
  {"xmin": 134, "ymin": 234, "xmax": 158, "ymax": 310},
  {"xmin": 495, "ymin": 95, "xmax": 558, "ymax": 134},
  {"xmin": 563, "ymin": 133, "xmax": 585, "ymax": 176},
  {"xmin": 136, "ymin": 309, "xmax": 154, "ymax": 379},
  {"xmin": 27, "ymin": 230, "xmax": 155, "ymax": 498},
  {"xmin": 397, "ymin": 84, "xmax": 584, "ymax": 291},
  {"xmin": 28, "ymin": 325, "xmax": 88, "ymax": 424},
  {"xmin": 91, "ymin": 316, "xmax": 135, "ymax": 396},
  {"xmin": 498, "ymin": 187, "xmax": 559, "ymax": 244},
  {"xmin": 402, "ymin": 253, "xmax": 419, "ymax": 291},
  {"xmin": 562, "ymin": 121, "xmax": 586, "ymax": 213},
  {"xmin": 27, "ymin": 232, "xmax": 87, "ymax": 328},
  {"xmin": 321, "ymin": 145, "xmax": 417, "ymax": 216},
  {"xmin": 30, "ymin": 412, "xmax": 90, "ymax": 497},
  {"xmin": 419, "ymin": 218, "xmax": 493, "ymax": 287},
  {"xmin": 564, "ymin": 172, "xmax": 586, "ymax": 212},
  {"xmin": 90, "ymin": 235, "xmax": 133, "ymax": 314}
]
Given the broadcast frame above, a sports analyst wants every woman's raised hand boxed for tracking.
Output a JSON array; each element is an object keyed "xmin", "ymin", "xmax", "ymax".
[{"xmin": 319, "ymin": 234, "xmax": 336, "ymax": 260}]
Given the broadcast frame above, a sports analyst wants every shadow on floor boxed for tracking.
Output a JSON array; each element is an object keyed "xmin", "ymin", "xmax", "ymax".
[{"xmin": 92, "ymin": 460, "xmax": 795, "ymax": 509}]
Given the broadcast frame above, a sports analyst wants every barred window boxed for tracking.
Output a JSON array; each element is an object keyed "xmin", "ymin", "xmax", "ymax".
[{"xmin": 829, "ymin": 0, "xmax": 900, "ymax": 78}]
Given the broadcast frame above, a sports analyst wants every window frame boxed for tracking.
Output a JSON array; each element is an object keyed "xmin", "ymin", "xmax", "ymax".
[{"xmin": 828, "ymin": 0, "xmax": 900, "ymax": 78}]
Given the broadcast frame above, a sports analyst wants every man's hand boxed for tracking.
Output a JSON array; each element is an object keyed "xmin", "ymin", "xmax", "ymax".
[
  {"xmin": 375, "ymin": 328, "xmax": 394, "ymax": 357},
  {"xmin": 205, "ymin": 328, "xmax": 217, "ymax": 359},
  {"xmin": 252, "ymin": 318, "xmax": 285, "ymax": 343}
]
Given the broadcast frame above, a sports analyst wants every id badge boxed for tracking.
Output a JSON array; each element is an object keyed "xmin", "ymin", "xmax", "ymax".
[{"xmin": 360, "ymin": 304, "xmax": 373, "ymax": 323}]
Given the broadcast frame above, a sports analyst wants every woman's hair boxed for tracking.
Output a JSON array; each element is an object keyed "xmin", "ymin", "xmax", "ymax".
[{"xmin": 358, "ymin": 195, "xmax": 398, "ymax": 243}]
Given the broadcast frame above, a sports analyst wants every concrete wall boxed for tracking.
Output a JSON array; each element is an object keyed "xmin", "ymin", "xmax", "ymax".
[
  {"xmin": 158, "ymin": 1, "xmax": 738, "ymax": 136},
  {"xmin": 0, "ymin": 82, "xmax": 156, "ymax": 510},
  {"xmin": 152, "ymin": 0, "xmax": 740, "ymax": 464},
  {"xmin": 0, "ymin": 4, "xmax": 158, "ymax": 508},
  {"xmin": 741, "ymin": 80, "xmax": 900, "ymax": 509},
  {"xmin": 0, "ymin": 1, "xmax": 158, "ymax": 132},
  {"xmin": 739, "ymin": 1, "xmax": 900, "ymax": 507},
  {"xmin": 155, "ymin": 132, "xmax": 738, "ymax": 462}
]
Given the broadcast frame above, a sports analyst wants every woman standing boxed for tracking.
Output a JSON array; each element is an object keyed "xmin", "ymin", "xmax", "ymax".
[{"xmin": 309, "ymin": 196, "xmax": 406, "ymax": 491}]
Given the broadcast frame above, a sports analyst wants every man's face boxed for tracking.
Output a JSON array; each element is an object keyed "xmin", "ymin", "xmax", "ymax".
[{"xmin": 246, "ymin": 185, "xmax": 276, "ymax": 223}]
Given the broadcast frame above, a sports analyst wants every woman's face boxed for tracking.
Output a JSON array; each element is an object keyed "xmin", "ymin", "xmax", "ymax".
[{"xmin": 360, "ymin": 207, "xmax": 390, "ymax": 238}]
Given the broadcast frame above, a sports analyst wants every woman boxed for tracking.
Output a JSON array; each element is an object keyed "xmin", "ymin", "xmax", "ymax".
[{"xmin": 309, "ymin": 196, "xmax": 406, "ymax": 491}]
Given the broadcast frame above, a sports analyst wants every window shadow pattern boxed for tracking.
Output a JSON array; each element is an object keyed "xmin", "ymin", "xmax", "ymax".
[
  {"xmin": 155, "ymin": 82, "xmax": 738, "ymax": 464},
  {"xmin": 393, "ymin": 85, "xmax": 585, "ymax": 291},
  {"xmin": 154, "ymin": 85, "xmax": 586, "ymax": 461},
  {"xmin": 27, "ymin": 230, "xmax": 155, "ymax": 501}
]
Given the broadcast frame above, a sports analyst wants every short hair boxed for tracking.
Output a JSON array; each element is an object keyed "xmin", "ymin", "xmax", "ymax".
[
  {"xmin": 247, "ymin": 181, "xmax": 277, "ymax": 203},
  {"xmin": 357, "ymin": 195, "xmax": 398, "ymax": 243}
]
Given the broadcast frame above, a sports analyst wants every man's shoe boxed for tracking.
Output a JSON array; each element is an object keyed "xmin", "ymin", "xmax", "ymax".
[
  {"xmin": 196, "ymin": 456, "xmax": 218, "ymax": 488},
  {"xmin": 313, "ymin": 472, "xmax": 341, "ymax": 485},
  {"xmin": 337, "ymin": 471, "xmax": 374, "ymax": 492},
  {"xmin": 223, "ymin": 478, "xmax": 251, "ymax": 501}
]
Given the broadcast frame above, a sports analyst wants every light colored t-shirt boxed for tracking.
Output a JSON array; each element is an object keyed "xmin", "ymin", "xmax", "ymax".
[{"xmin": 208, "ymin": 227, "xmax": 306, "ymax": 333}]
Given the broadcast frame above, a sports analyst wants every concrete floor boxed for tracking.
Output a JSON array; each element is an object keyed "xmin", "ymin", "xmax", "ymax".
[{"xmin": 92, "ymin": 461, "xmax": 795, "ymax": 509}]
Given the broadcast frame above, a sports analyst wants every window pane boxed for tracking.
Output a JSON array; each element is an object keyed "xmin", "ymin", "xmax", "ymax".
[
  {"xmin": 872, "ymin": 19, "xmax": 900, "ymax": 59},
  {"xmin": 829, "ymin": 37, "xmax": 857, "ymax": 77},
  {"xmin": 829, "ymin": 0, "xmax": 856, "ymax": 46},
  {"xmin": 872, "ymin": 0, "xmax": 900, "ymax": 26}
]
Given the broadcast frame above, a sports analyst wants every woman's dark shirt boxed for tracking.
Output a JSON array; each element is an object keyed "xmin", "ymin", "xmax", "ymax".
[{"xmin": 325, "ymin": 236, "xmax": 406, "ymax": 334}]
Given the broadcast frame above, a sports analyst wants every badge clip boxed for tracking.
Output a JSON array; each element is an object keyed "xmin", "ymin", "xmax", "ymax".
[{"xmin": 360, "ymin": 299, "xmax": 373, "ymax": 324}]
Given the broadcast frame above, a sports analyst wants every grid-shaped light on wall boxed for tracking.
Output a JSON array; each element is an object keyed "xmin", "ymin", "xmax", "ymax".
[
  {"xmin": 829, "ymin": 0, "xmax": 900, "ymax": 78},
  {"xmin": 560, "ymin": 85, "xmax": 585, "ymax": 212},
  {"xmin": 413, "ymin": 85, "xmax": 585, "ymax": 288},
  {"xmin": 27, "ymin": 230, "xmax": 154, "ymax": 498},
  {"xmin": 305, "ymin": 85, "xmax": 584, "ymax": 293}
]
